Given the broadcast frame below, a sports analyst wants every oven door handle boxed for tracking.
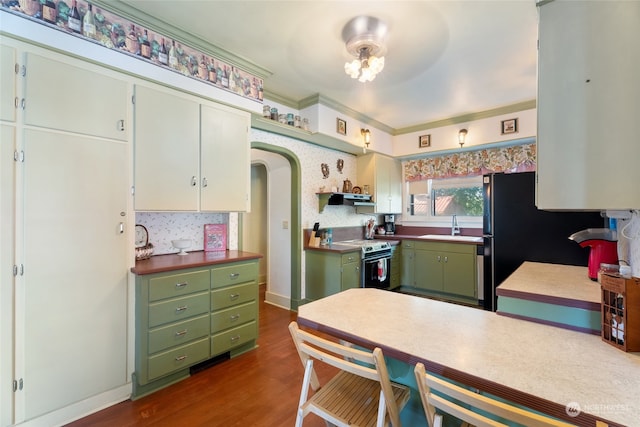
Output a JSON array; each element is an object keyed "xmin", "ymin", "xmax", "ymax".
[{"xmin": 363, "ymin": 252, "xmax": 392, "ymax": 262}]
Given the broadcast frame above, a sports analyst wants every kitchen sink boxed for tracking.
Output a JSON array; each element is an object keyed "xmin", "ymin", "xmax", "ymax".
[{"xmin": 419, "ymin": 234, "xmax": 483, "ymax": 243}]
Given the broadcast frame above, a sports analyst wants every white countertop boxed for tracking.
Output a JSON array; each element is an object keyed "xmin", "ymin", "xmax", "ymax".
[
  {"xmin": 497, "ymin": 262, "xmax": 601, "ymax": 305},
  {"xmin": 298, "ymin": 288, "xmax": 640, "ymax": 426}
]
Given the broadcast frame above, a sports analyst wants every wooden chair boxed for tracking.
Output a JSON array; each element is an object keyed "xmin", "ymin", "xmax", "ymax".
[
  {"xmin": 413, "ymin": 363, "xmax": 576, "ymax": 427},
  {"xmin": 288, "ymin": 321, "xmax": 410, "ymax": 427}
]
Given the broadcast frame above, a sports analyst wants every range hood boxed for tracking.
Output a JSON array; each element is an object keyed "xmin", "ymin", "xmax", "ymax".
[{"xmin": 317, "ymin": 192, "xmax": 375, "ymax": 213}]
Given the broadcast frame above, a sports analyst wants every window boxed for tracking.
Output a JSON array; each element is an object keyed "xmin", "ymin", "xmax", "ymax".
[{"xmin": 406, "ymin": 176, "xmax": 483, "ymax": 224}]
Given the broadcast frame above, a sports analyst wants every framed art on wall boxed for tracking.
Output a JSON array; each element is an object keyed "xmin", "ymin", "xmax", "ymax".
[
  {"xmin": 501, "ymin": 118, "xmax": 518, "ymax": 135},
  {"xmin": 336, "ymin": 118, "xmax": 347, "ymax": 135},
  {"xmin": 419, "ymin": 134, "xmax": 431, "ymax": 148},
  {"xmin": 204, "ymin": 223, "xmax": 227, "ymax": 252}
]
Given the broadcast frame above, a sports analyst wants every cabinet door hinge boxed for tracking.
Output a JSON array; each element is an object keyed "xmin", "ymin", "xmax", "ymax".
[{"xmin": 130, "ymin": 186, "xmax": 135, "ymax": 196}]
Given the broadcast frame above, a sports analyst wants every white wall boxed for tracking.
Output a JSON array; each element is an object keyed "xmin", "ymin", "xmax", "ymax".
[
  {"xmin": 249, "ymin": 150, "xmax": 292, "ymax": 308},
  {"xmin": 393, "ymin": 108, "xmax": 537, "ymax": 157}
]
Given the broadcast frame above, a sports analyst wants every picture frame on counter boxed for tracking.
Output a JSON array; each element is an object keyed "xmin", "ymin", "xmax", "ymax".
[
  {"xmin": 501, "ymin": 118, "xmax": 518, "ymax": 135},
  {"xmin": 419, "ymin": 134, "xmax": 431, "ymax": 148},
  {"xmin": 204, "ymin": 223, "xmax": 227, "ymax": 252},
  {"xmin": 336, "ymin": 118, "xmax": 347, "ymax": 135}
]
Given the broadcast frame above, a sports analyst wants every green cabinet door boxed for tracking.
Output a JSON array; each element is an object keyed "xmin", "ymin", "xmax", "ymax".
[
  {"xmin": 401, "ymin": 242, "xmax": 415, "ymax": 287},
  {"xmin": 415, "ymin": 249, "xmax": 444, "ymax": 292},
  {"xmin": 443, "ymin": 252, "xmax": 476, "ymax": 298},
  {"xmin": 341, "ymin": 260, "xmax": 360, "ymax": 291}
]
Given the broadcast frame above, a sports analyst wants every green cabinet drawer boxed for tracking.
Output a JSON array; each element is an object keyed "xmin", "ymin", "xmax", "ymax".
[
  {"xmin": 211, "ymin": 282, "xmax": 257, "ymax": 311},
  {"xmin": 211, "ymin": 261, "xmax": 257, "ymax": 289},
  {"xmin": 211, "ymin": 321, "xmax": 257, "ymax": 355},
  {"xmin": 147, "ymin": 337, "xmax": 209, "ymax": 382},
  {"xmin": 148, "ymin": 314, "xmax": 209, "ymax": 354},
  {"xmin": 413, "ymin": 240, "xmax": 476, "ymax": 254},
  {"xmin": 148, "ymin": 270, "xmax": 209, "ymax": 302},
  {"xmin": 341, "ymin": 252, "xmax": 360, "ymax": 265},
  {"xmin": 211, "ymin": 301, "xmax": 257, "ymax": 333},
  {"xmin": 149, "ymin": 292, "xmax": 209, "ymax": 328}
]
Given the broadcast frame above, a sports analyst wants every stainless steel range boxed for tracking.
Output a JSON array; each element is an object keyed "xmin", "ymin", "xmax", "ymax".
[{"xmin": 334, "ymin": 240, "xmax": 392, "ymax": 289}]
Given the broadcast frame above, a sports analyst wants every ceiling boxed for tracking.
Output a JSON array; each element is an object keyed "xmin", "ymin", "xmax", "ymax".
[{"xmin": 120, "ymin": 0, "xmax": 539, "ymax": 131}]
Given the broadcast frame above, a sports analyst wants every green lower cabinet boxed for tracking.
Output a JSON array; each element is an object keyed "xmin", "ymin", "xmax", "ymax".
[
  {"xmin": 133, "ymin": 259, "xmax": 259, "ymax": 399},
  {"xmin": 390, "ymin": 245, "xmax": 401, "ymax": 289},
  {"xmin": 305, "ymin": 250, "xmax": 361, "ymax": 302},
  {"xmin": 401, "ymin": 240, "xmax": 477, "ymax": 302}
]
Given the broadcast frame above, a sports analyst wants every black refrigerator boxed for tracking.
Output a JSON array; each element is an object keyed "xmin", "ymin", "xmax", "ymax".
[{"xmin": 482, "ymin": 172, "xmax": 604, "ymax": 311}]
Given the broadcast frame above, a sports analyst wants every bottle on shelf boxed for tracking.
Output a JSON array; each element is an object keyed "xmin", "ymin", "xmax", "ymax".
[
  {"xmin": 221, "ymin": 65, "xmax": 230, "ymax": 88},
  {"xmin": 140, "ymin": 30, "xmax": 151, "ymax": 59},
  {"xmin": 168, "ymin": 40, "xmax": 179, "ymax": 69},
  {"xmin": 82, "ymin": 3, "xmax": 96, "ymax": 39},
  {"xmin": 42, "ymin": 0, "xmax": 57, "ymax": 24},
  {"xmin": 68, "ymin": 0, "xmax": 82, "ymax": 33},
  {"xmin": 158, "ymin": 38, "xmax": 168, "ymax": 65}
]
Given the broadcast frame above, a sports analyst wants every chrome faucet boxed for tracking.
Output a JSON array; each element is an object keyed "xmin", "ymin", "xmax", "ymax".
[{"xmin": 451, "ymin": 214, "xmax": 460, "ymax": 236}]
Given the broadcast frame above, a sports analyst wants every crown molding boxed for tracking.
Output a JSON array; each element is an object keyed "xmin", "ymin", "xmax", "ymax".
[
  {"xmin": 395, "ymin": 100, "xmax": 537, "ymax": 135},
  {"xmin": 263, "ymin": 90, "xmax": 300, "ymax": 109},
  {"xmin": 299, "ymin": 94, "xmax": 394, "ymax": 134},
  {"xmin": 90, "ymin": 0, "xmax": 271, "ymax": 78}
]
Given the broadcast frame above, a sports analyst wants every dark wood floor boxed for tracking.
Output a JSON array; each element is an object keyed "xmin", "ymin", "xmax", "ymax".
[{"xmin": 66, "ymin": 285, "xmax": 336, "ymax": 426}]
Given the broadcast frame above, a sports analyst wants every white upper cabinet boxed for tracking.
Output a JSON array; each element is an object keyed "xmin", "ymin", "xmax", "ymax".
[
  {"xmin": 200, "ymin": 103, "xmax": 250, "ymax": 212},
  {"xmin": 22, "ymin": 53, "xmax": 127, "ymax": 140},
  {"xmin": 357, "ymin": 153, "xmax": 402, "ymax": 214},
  {"xmin": 1, "ymin": 45, "xmax": 17, "ymax": 123},
  {"xmin": 133, "ymin": 84, "xmax": 200, "ymax": 211},
  {"xmin": 536, "ymin": 0, "xmax": 640, "ymax": 209},
  {"xmin": 133, "ymin": 84, "xmax": 250, "ymax": 212}
]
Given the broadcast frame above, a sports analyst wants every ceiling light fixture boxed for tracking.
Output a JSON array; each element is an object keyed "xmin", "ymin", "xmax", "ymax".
[
  {"xmin": 343, "ymin": 16, "xmax": 388, "ymax": 83},
  {"xmin": 458, "ymin": 129, "xmax": 468, "ymax": 148}
]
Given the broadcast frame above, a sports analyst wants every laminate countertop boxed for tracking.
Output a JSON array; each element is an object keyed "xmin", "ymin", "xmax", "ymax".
[
  {"xmin": 131, "ymin": 250, "xmax": 262, "ymax": 275},
  {"xmin": 497, "ymin": 262, "xmax": 601, "ymax": 308},
  {"xmin": 297, "ymin": 288, "xmax": 640, "ymax": 427}
]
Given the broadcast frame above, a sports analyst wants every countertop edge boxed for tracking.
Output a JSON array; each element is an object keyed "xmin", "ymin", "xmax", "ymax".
[
  {"xmin": 496, "ymin": 287, "xmax": 601, "ymax": 311},
  {"xmin": 131, "ymin": 250, "xmax": 263, "ymax": 275}
]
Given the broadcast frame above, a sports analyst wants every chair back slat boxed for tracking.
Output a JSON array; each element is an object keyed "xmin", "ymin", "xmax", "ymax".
[{"xmin": 414, "ymin": 363, "xmax": 576, "ymax": 427}]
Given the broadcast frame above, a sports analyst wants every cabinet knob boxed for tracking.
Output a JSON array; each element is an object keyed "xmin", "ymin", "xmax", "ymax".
[
  {"xmin": 202, "ymin": 177, "xmax": 208, "ymax": 187},
  {"xmin": 230, "ymin": 314, "xmax": 240, "ymax": 322},
  {"xmin": 175, "ymin": 329, "xmax": 188, "ymax": 337},
  {"xmin": 229, "ymin": 293, "xmax": 240, "ymax": 300},
  {"xmin": 229, "ymin": 273, "xmax": 240, "ymax": 279},
  {"xmin": 191, "ymin": 176, "xmax": 197, "ymax": 187},
  {"xmin": 175, "ymin": 305, "xmax": 188, "ymax": 312},
  {"xmin": 175, "ymin": 282, "xmax": 188, "ymax": 288},
  {"xmin": 175, "ymin": 355, "xmax": 188, "ymax": 362}
]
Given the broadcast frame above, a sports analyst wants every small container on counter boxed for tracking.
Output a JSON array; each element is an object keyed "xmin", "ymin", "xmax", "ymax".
[
  {"xmin": 263, "ymin": 105, "xmax": 271, "ymax": 118},
  {"xmin": 270, "ymin": 107, "xmax": 278, "ymax": 121}
]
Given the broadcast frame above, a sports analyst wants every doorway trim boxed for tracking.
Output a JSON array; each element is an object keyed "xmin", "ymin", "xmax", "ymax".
[{"xmin": 248, "ymin": 142, "xmax": 302, "ymax": 311}]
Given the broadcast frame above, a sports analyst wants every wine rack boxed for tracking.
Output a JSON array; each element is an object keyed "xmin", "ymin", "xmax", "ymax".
[{"xmin": 601, "ymin": 274, "xmax": 640, "ymax": 352}]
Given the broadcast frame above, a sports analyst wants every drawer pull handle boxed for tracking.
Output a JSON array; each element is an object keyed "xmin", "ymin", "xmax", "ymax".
[
  {"xmin": 175, "ymin": 282, "xmax": 188, "ymax": 288},
  {"xmin": 175, "ymin": 329, "xmax": 188, "ymax": 337},
  {"xmin": 229, "ymin": 293, "xmax": 240, "ymax": 300},
  {"xmin": 229, "ymin": 273, "xmax": 240, "ymax": 279},
  {"xmin": 175, "ymin": 355, "xmax": 188, "ymax": 362},
  {"xmin": 230, "ymin": 335, "xmax": 240, "ymax": 342},
  {"xmin": 230, "ymin": 314, "xmax": 240, "ymax": 322},
  {"xmin": 175, "ymin": 305, "xmax": 188, "ymax": 312}
]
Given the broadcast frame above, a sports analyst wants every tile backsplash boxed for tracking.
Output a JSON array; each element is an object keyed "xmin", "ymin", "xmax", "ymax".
[{"xmin": 136, "ymin": 212, "xmax": 228, "ymax": 255}]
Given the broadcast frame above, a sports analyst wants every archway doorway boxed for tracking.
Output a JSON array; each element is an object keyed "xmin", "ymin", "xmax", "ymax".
[{"xmin": 243, "ymin": 142, "xmax": 302, "ymax": 311}]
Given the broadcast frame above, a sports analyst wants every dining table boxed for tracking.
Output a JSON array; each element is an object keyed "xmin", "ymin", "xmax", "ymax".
[{"xmin": 297, "ymin": 288, "xmax": 640, "ymax": 427}]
